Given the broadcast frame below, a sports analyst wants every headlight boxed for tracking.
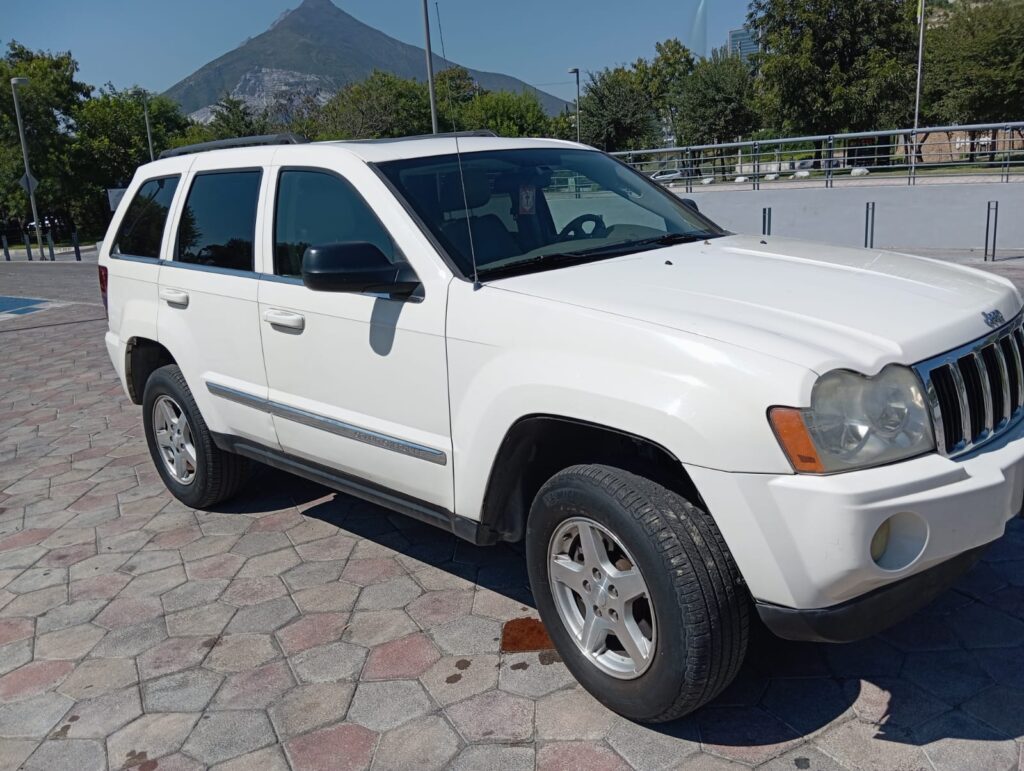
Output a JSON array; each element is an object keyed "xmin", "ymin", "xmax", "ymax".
[{"xmin": 769, "ymin": 365, "xmax": 935, "ymax": 473}]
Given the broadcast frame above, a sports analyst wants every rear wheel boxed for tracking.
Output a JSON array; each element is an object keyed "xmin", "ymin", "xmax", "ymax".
[
  {"xmin": 142, "ymin": 364, "xmax": 250, "ymax": 509},
  {"xmin": 526, "ymin": 464, "xmax": 748, "ymax": 722}
]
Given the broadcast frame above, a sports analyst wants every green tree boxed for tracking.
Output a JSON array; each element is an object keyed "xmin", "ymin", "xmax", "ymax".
[
  {"xmin": 459, "ymin": 91, "xmax": 549, "ymax": 137},
  {"xmin": 207, "ymin": 96, "xmax": 268, "ymax": 139},
  {"xmin": 579, "ymin": 67, "xmax": 660, "ymax": 151},
  {"xmin": 70, "ymin": 87, "xmax": 189, "ymax": 233},
  {"xmin": 924, "ymin": 0, "xmax": 1024, "ymax": 125},
  {"xmin": 747, "ymin": 0, "xmax": 918, "ymax": 135},
  {"xmin": 316, "ymin": 71, "xmax": 431, "ymax": 139},
  {"xmin": 432, "ymin": 66, "xmax": 484, "ymax": 131},
  {"xmin": 548, "ymin": 108, "xmax": 578, "ymax": 141},
  {"xmin": 0, "ymin": 42, "xmax": 90, "ymax": 224},
  {"xmin": 678, "ymin": 48, "xmax": 758, "ymax": 146},
  {"xmin": 637, "ymin": 39, "xmax": 696, "ymax": 145}
]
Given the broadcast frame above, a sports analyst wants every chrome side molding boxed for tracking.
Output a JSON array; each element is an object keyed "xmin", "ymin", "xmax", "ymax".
[{"xmin": 205, "ymin": 381, "xmax": 448, "ymax": 466}]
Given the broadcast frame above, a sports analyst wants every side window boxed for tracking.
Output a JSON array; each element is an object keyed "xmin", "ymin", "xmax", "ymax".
[
  {"xmin": 112, "ymin": 176, "xmax": 179, "ymax": 258},
  {"xmin": 177, "ymin": 170, "xmax": 261, "ymax": 272},
  {"xmin": 274, "ymin": 170, "xmax": 396, "ymax": 277}
]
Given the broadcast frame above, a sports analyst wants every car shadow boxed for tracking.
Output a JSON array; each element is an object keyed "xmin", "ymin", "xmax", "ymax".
[{"xmin": 225, "ymin": 470, "xmax": 1024, "ymax": 752}]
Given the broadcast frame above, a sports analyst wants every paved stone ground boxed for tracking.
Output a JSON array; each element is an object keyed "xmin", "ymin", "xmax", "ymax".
[{"xmin": 1, "ymin": 260, "xmax": 1023, "ymax": 771}]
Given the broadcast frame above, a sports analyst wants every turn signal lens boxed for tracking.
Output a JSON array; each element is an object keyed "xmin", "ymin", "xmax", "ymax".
[{"xmin": 769, "ymin": 407, "xmax": 825, "ymax": 473}]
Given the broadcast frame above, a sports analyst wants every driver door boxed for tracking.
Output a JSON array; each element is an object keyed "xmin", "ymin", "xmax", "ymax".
[{"xmin": 256, "ymin": 150, "xmax": 454, "ymax": 511}]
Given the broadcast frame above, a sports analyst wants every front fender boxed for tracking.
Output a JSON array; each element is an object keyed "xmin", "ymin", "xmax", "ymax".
[{"xmin": 446, "ymin": 281, "xmax": 816, "ymax": 519}]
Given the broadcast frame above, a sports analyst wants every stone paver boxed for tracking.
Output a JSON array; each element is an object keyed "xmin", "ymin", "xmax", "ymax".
[
  {"xmin": 286, "ymin": 723, "xmax": 378, "ymax": 771},
  {"xmin": 181, "ymin": 709, "xmax": 275, "ymax": 765},
  {"xmin": 269, "ymin": 681, "xmax": 355, "ymax": 739},
  {"xmin": 1, "ymin": 264, "xmax": 1024, "ymax": 769},
  {"xmin": 348, "ymin": 679, "xmax": 433, "ymax": 731}
]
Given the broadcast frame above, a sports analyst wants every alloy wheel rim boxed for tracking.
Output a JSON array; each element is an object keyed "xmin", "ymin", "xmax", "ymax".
[
  {"xmin": 547, "ymin": 516, "xmax": 657, "ymax": 679},
  {"xmin": 152, "ymin": 395, "xmax": 197, "ymax": 486}
]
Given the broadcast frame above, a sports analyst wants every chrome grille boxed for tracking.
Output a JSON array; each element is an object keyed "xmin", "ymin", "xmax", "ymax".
[{"xmin": 914, "ymin": 315, "xmax": 1024, "ymax": 457}]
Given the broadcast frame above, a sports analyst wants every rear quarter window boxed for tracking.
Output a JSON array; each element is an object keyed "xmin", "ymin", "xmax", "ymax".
[{"xmin": 112, "ymin": 176, "xmax": 180, "ymax": 259}]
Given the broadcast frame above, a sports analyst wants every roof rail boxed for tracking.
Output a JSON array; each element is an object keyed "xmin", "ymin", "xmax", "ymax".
[
  {"xmin": 334, "ymin": 130, "xmax": 498, "ymax": 144},
  {"xmin": 158, "ymin": 133, "xmax": 307, "ymax": 160}
]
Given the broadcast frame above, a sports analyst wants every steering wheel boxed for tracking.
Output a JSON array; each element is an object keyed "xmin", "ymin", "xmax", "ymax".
[{"xmin": 558, "ymin": 214, "xmax": 608, "ymax": 241}]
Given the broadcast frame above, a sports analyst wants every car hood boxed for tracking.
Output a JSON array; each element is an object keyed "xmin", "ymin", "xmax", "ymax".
[{"xmin": 491, "ymin": 234, "xmax": 1022, "ymax": 374}]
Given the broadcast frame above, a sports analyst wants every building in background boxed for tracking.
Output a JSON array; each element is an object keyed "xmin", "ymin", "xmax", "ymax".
[{"xmin": 727, "ymin": 26, "xmax": 759, "ymax": 62}]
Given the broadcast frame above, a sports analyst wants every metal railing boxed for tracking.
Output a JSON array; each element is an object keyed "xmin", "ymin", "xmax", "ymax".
[{"xmin": 613, "ymin": 121, "xmax": 1024, "ymax": 191}]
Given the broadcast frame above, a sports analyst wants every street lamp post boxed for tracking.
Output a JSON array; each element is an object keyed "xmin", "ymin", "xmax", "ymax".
[
  {"xmin": 421, "ymin": 0, "xmax": 439, "ymax": 134},
  {"xmin": 10, "ymin": 77, "xmax": 46, "ymax": 259},
  {"xmin": 568, "ymin": 68, "xmax": 581, "ymax": 143},
  {"xmin": 141, "ymin": 91, "xmax": 155, "ymax": 162},
  {"xmin": 911, "ymin": 0, "xmax": 927, "ymax": 182}
]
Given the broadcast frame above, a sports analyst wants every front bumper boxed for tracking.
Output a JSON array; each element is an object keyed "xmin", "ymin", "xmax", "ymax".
[
  {"xmin": 686, "ymin": 416, "xmax": 1024, "ymax": 618},
  {"xmin": 755, "ymin": 543, "xmax": 986, "ymax": 642}
]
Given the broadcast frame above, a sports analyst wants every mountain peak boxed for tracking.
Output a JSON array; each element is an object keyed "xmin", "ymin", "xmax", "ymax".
[{"xmin": 163, "ymin": 3, "xmax": 567, "ymax": 118}]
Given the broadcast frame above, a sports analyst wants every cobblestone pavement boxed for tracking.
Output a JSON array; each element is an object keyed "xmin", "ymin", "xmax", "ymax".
[{"xmin": 1, "ymin": 262, "xmax": 1023, "ymax": 771}]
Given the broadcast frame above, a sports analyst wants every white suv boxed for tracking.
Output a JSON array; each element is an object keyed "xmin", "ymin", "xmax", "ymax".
[{"xmin": 100, "ymin": 132, "xmax": 1024, "ymax": 722}]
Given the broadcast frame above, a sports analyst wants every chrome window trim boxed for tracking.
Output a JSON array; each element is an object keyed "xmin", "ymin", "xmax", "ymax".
[
  {"xmin": 162, "ymin": 261, "xmax": 259, "ymax": 279},
  {"xmin": 914, "ymin": 311, "xmax": 1024, "ymax": 458},
  {"xmin": 205, "ymin": 381, "xmax": 448, "ymax": 466},
  {"xmin": 110, "ymin": 254, "xmax": 162, "ymax": 265},
  {"xmin": 259, "ymin": 273, "xmax": 303, "ymax": 285}
]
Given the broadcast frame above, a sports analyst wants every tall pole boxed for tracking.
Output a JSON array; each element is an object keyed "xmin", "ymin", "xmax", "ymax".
[
  {"xmin": 568, "ymin": 68, "xmax": 581, "ymax": 143},
  {"xmin": 142, "ymin": 92, "xmax": 155, "ymax": 162},
  {"xmin": 422, "ymin": 0, "xmax": 439, "ymax": 134},
  {"xmin": 10, "ymin": 78, "xmax": 45, "ymax": 259},
  {"xmin": 911, "ymin": 0, "xmax": 926, "ymax": 177}
]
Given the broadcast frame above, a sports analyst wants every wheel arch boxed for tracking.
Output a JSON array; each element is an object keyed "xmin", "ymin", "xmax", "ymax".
[
  {"xmin": 478, "ymin": 414, "xmax": 703, "ymax": 544},
  {"xmin": 125, "ymin": 336, "xmax": 176, "ymax": 404}
]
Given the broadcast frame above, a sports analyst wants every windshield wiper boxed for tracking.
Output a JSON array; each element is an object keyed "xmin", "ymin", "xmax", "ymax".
[
  {"xmin": 477, "ymin": 232, "xmax": 720, "ymax": 280},
  {"xmin": 627, "ymin": 231, "xmax": 718, "ymax": 248},
  {"xmin": 477, "ymin": 248, "xmax": 618, "ymax": 279}
]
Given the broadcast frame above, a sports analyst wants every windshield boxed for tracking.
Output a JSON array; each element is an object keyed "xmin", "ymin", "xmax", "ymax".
[{"xmin": 376, "ymin": 148, "xmax": 726, "ymax": 280}]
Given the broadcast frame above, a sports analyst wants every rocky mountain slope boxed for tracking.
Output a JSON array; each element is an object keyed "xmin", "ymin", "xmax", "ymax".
[{"xmin": 164, "ymin": 0, "xmax": 567, "ymax": 119}]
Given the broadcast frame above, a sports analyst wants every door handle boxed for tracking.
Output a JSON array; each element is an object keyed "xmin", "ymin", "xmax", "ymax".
[
  {"xmin": 159, "ymin": 288, "xmax": 189, "ymax": 307},
  {"xmin": 263, "ymin": 308, "xmax": 305, "ymax": 331}
]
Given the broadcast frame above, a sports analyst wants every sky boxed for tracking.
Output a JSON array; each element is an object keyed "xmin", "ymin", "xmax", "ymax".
[{"xmin": 3, "ymin": 0, "xmax": 751, "ymax": 103}]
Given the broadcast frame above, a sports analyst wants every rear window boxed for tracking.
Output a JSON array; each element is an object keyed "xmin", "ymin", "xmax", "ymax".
[
  {"xmin": 112, "ymin": 176, "xmax": 180, "ymax": 259},
  {"xmin": 176, "ymin": 170, "xmax": 262, "ymax": 272}
]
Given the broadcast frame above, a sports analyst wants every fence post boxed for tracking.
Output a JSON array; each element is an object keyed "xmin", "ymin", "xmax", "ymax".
[
  {"xmin": 864, "ymin": 202, "xmax": 876, "ymax": 248},
  {"xmin": 825, "ymin": 136, "xmax": 834, "ymax": 188},
  {"xmin": 685, "ymin": 148, "xmax": 693, "ymax": 194},
  {"xmin": 753, "ymin": 141, "xmax": 760, "ymax": 191},
  {"xmin": 46, "ymin": 230, "xmax": 56, "ymax": 261},
  {"xmin": 2, "ymin": 234, "xmax": 9, "ymax": 262},
  {"xmin": 762, "ymin": 207, "xmax": 772, "ymax": 236},
  {"xmin": 984, "ymin": 201, "xmax": 999, "ymax": 261},
  {"xmin": 72, "ymin": 230, "xmax": 81, "ymax": 262},
  {"xmin": 1003, "ymin": 125, "xmax": 1012, "ymax": 182},
  {"xmin": 909, "ymin": 129, "xmax": 917, "ymax": 186},
  {"xmin": 23, "ymin": 232, "xmax": 33, "ymax": 261}
]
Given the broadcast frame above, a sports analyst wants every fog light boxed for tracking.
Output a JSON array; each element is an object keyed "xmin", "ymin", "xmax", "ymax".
[
  {"xmin": 870, "ymin": 519, "xmax": 891, "ymax": 562},
  {"xmin": 870, "ymin": 512, "xmax": 928, "ymax": 571}
]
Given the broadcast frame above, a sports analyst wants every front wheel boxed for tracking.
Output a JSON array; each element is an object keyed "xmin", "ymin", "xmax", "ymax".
[
  {"xmin": 525, "ymin": 464, "xmax": 748, "ymax": 722},
  {"xmin": 142, "ymin": 364, "xmax": 250, "ymax": 509}
]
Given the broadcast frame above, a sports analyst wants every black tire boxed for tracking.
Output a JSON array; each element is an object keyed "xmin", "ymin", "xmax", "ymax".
[
  {"xmin": 525, "ymin": 464, "xmax": 748, "ymax": 722},
  {"xmin": 142, "ymin": 364, "xmax": 250, "ymax": 509}
]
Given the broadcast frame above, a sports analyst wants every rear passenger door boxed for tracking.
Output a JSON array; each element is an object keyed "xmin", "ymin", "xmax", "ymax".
[
  {"xmin": 106, "ymin": 174, "xmax": 181, "ymax": 350},
  {"xmin": 158, "ymin": 152, "xmax": 278, "ymax": 449}
]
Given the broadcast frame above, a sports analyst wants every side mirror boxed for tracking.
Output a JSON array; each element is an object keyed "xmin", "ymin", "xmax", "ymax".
[
  {"xmin": 301, "ymin": 242, "xmax": 421, "ymax": 299},
  {"xmin": 681, "ymin": 198, "xmax": 699, "ymax": 213}
]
